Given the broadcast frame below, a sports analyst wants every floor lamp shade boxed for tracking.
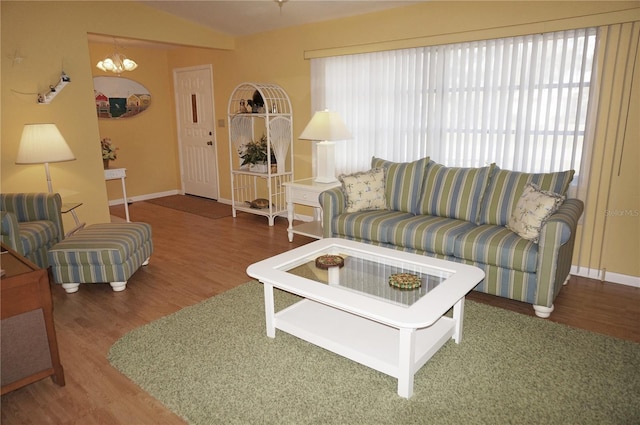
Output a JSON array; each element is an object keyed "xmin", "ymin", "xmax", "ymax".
[
  {"xmin": 299, "ymin": 110, "xmax": 352, "ymax": 183},
  {"xmin": 16, "ymin": 123, "xmax": 76, "ymax": 192}
]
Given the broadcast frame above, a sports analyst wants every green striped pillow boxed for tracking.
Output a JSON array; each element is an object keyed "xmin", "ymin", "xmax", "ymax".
[
  {"xmin": 371, "ymin": 157, "xmax": 429, "ymax": 213},
  {"xmin": 414, "ymin": 162, "xmax": 495, "ymax": 222},
  {"xmin": 477, "ymin": 168, "xmax": 575, "ymax": 226}
]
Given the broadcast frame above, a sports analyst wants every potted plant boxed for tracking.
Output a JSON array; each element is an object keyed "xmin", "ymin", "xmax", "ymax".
[
  {"xmin": 239, "ymin": 134, "xmax": 276, "ymax": 173},
  {"xmin": 101, "ymin": 137, "xmax": 118, "ymax": 169}
]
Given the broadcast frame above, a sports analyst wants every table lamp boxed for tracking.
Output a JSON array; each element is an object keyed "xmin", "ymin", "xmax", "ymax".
[
  {"xmin": 299, "ymin": 109, "xmax": 352, "ymax": 183},
  {"xmin": 15, "ymin": 123, "xmax": 76, "ymax": 193}
]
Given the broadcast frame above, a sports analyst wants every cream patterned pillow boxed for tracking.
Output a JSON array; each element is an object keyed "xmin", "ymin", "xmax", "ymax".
[
  {"xmin": 507, "ymin": 183, "xmax": 565, "ymax": 243},
  {"xmin": 339, "ymin": 167, "xmax": 387, "ymax": 213}
]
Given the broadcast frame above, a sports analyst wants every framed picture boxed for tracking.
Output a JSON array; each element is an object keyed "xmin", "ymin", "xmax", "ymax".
[{"xmin": 93, "ymin": 76, "xmax": 151, "ymax": 119}]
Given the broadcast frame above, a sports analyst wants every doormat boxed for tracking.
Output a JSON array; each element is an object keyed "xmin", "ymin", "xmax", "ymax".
[{"xmin": 144, "ymin": 195, "xmax": 232, "ymax": 220}]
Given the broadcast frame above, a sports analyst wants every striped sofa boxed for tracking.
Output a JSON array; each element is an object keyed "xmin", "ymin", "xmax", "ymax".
[
  {"xmin": 0, "ymin": 193, "xmax": 64, "ymax": 269},
  {"xmin": 319, "ymin": 157, "xmax": 584, "ymax": 318}
]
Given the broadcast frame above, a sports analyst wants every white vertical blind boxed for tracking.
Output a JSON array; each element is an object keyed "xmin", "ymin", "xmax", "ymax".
[{"xmin": 310, "ymin": 27, "xmax": 598, "ymax": 196}]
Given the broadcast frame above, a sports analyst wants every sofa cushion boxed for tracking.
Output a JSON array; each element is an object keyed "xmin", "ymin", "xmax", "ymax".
[
  {"xmin": 415, "ymin": 162, "xmax": 495, "ymax": 222},
  {"xmin": 339, "ymin": 167, "xmax": 386, "ymax": 213},
  {"xmin": 371, "ymin": 156, "xmax": 429, "ymax": 213},
  {"xmin": 477, "ymin": 168, "xmax": 574, "ymax": 226},
  {"xmin": 18, "ymin": 220, "xmax": 58, "ymax": 257},
  {"xmin": 385, "ymin": 215, "xmax": 477, "ymax": 256},
  {"xmin": 454, "ymin": 224, "xmax": 539, "ymax": 273},
  {"xmin": 507, "ymin": 183, "xmax": 566, "ymax": 243},
  {"xmin": 332, "ymin": 210, "xmax": 414, "ymax": 243}
]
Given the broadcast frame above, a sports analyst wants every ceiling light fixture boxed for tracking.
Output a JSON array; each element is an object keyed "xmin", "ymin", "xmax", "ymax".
[
  {"xmin": 275, "ymin": 0, "xmax": 288, "ymax": 13},
  {"xmin": 96, "ymin": 41, "xmax": 138, "ymax": 75}
]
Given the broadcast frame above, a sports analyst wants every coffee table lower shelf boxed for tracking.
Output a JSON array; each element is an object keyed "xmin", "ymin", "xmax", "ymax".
[{"xmin": 273, "ymin": 298, "xmax": 456, "ymax": 398}]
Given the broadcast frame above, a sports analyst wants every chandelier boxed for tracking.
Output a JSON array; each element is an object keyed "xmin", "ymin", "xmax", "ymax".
[{"xmin": 96, "ymin": 47, "xmax": 138, "ymax": 74}]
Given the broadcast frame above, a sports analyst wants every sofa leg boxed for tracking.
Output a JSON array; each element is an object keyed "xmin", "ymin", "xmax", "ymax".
[
  {"xmin": 61, "ymin": 283, "xmax": 80, "ymax": 294},
  {"xmin": 109, "ymin": 281, "xmax": 127, "ymax": 292},
  {"xmin": 533, "ymin": 304, "xmax": 554, "ymax": 318},
  {"xmin": 142, "ymin": 257, "xmax": 150, "ymax": 266}
]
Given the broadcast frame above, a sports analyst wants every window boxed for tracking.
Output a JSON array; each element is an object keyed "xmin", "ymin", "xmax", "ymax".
[{"xmin": 310, "ymin": 27, "xmax": 598, "ymax": 193}]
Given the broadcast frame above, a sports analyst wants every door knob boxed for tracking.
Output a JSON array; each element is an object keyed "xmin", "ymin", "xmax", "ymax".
[{"xmin": 207, "ymin": 141, "xmax": 213, "ymax": 146}]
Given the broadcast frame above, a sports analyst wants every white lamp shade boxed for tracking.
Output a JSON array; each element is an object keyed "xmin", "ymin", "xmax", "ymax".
[
  {"xmin": 299, "ymin": 110, "xmax": 352, "ymax": 141},
  {"xmin": 299, "ymin": 110, "xmax": 352, "ymax": 183},
  {"xmin": 16, "ymin": 124, "xmax": 76, "ymax": 164}
]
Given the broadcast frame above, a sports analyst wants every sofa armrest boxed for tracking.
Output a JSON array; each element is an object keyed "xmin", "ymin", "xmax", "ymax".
[
  {"xmin": 1, "ymin": 210, "xmax": 21, "ymax": 252},
  {"xmin": 319, "ymin": 187, "xmax": 346, "ymax": 238},
  {"xmin": 0, "ymin": 193, "xmax": 64, "ymax": 244},
  {"xmin": 544, "ymin": 199, "xmax": 584, "ymax": 245},
  {"xmin": 535, "ymin": 198, "xmax": 584, "ymax": 307}
]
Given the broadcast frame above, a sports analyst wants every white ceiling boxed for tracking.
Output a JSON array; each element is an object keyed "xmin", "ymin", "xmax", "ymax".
[{"xmin": 139, "ymin": 1, "xmax": 425, "ymax": 37}]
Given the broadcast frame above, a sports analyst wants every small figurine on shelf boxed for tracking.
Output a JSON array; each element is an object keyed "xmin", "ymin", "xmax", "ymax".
[
  {"xmin": 239, "ymin": 99, "xmax": 248, "ymax": 113},
  {"xmin": 61, "ymin": 71, "xmax": 70, "ymax": 82},
  {"xmin": 252, "ymin": 90, "xmax": 264, "ymax": 111}
]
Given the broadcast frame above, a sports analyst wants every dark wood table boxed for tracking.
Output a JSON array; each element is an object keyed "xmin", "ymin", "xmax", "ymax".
[{"xmin": 1, "ymin": 243, "xmax": 65, "ymax": 394}]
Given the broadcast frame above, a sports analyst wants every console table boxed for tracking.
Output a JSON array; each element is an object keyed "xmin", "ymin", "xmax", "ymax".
[
  {"xmin": 104, "ymin": 167, "xmax": 130, "ymax": 222},
  {"xmin": 283, "ymin": 178, "xmax": 341, "ymax": 242},
  {"xmin": 1, "ymin": 243, "xmax": 65, "ymax": 394}
]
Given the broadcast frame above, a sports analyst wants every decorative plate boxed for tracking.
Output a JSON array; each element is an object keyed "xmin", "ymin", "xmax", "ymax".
[
  {"xmin": 389, "ymin": 273, "xmax": 422, "ymax": 290},
  {"xmin": 315, "ymin": 255, "xmax": 345, "ymax": 269}
]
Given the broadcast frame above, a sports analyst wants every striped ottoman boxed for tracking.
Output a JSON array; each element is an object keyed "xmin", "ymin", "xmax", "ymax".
[{"xmin": 48, "ymin": 222, "xmax": 153, "ymax": 293}]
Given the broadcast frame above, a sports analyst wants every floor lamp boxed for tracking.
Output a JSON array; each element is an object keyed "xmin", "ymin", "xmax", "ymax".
[
  {"xmin": 299, "ymin": 109, "xmax": 352, "ymax": 183},
  {"xmin": 15, "ymin": 123, "xmax": 76, "ymax": 193}
]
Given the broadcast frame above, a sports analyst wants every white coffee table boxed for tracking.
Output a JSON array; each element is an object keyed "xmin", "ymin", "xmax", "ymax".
[{"xmin": 246, "ymin": 238, "xmax": 485, "ymax": 398}]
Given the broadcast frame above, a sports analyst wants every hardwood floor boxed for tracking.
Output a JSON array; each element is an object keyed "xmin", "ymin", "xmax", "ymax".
[{"xmin": 2, "ymin": 198, "xmax": 638, "ymax": 424}]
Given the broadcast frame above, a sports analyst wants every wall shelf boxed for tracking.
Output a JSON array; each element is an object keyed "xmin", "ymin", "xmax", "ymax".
[{"xmin": 38, "ymin": 78, "xmax": 69, "ymax": 104}]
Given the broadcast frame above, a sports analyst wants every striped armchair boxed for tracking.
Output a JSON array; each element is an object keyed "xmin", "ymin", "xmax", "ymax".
[
  {"xmin": 319, "ymin": 158, "xmax": 584, "ymax": 318},
  {"xmin": 1, "ymin": 193, "xmax": 64, "ymax": 269}
]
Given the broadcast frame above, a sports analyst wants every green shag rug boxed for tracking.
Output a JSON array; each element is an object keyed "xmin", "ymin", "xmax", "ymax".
[{"xmin": 108, "ymin": 282, "xmax": 640, "ymax": 425}]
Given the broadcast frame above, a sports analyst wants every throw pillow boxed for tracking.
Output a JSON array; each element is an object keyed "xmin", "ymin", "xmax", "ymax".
[
  {"xmin": 507, "ymin": 183, "xmax": 565, "ymax": 243},
  {"xmin": 477, "ymin": 167, "xmax": 575, "ymax": 226},
  {"xmin": 339, "ymin": 167, "xmax": 387, "ymax": 213},
  {"xmin": 415, "ymin": 161, "xmax": 495, "ymax": 222},
  {"xmin": 371, "ymin": 156, "xmax": 429, "ymax": 213}
]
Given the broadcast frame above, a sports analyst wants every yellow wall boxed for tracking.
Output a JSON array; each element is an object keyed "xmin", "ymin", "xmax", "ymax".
[
  {"xmin": 91, "ymin": 42, "xmax": 180, "ymax": 201},
  {"xmin": 227, "ymin": 1, "xmax": 640, "ymax": 279},
  {"xmin": 2, "ymin": 1, "xmax": 638, "ymax": 279},
  {"xmin": 1, "ymin": 1, "xmax": 232, "ymax": 228}
]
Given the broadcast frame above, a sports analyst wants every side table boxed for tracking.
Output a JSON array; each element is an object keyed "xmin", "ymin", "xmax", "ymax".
[
  {"xmin": 1, "ymin": 243, "xmax": 65, "ymax": 394},
  {"xmin": 104, "ymin": 167, "xmax": 130, "ymax": 222},
  {"xmin": 282, "ymin": 178, "xmax": 341, "ymax": 242}
]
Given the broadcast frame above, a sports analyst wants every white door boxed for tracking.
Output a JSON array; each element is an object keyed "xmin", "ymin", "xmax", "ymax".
[{"xmin": 174, "ymin": 66, "xmax": 219, "ymax": 199}]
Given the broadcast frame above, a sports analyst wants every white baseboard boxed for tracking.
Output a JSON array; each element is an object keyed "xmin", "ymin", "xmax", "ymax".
[
  {"xmin": 571, "ymin": 266, "xmax": 640, "ymax": 288},
  {"xmin": 107, "ymin": 189, "xmax": 181, "ymax": 206},
  {"xmin": 293, "ymin": 213, "xmax": 314, "ymax": 222}
]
